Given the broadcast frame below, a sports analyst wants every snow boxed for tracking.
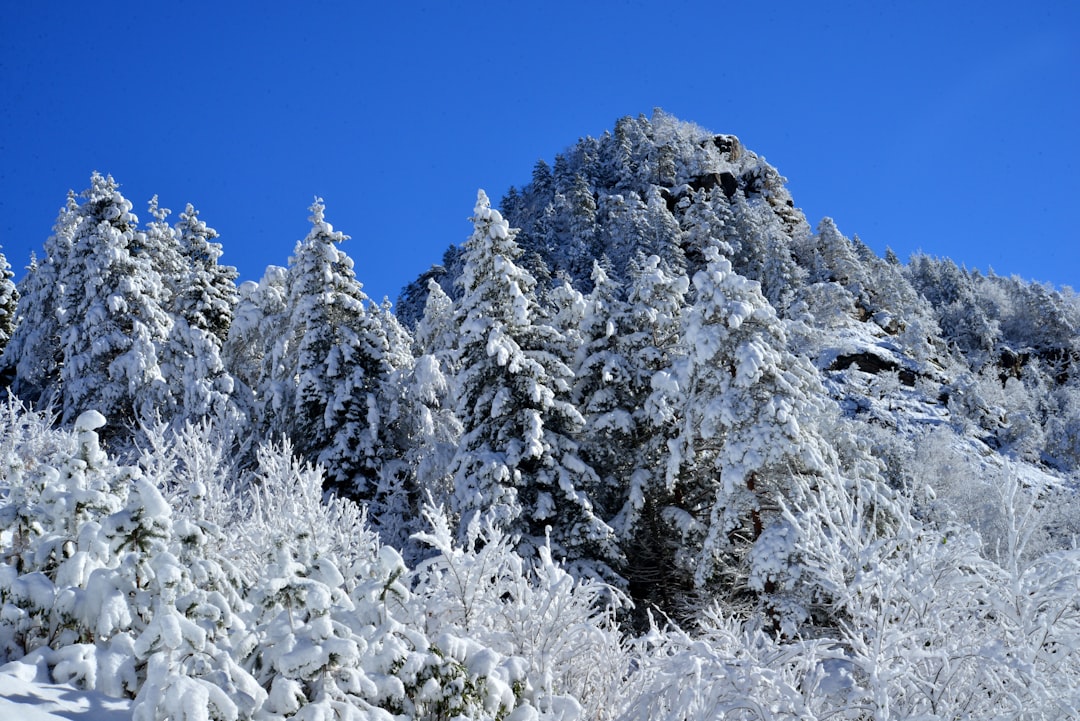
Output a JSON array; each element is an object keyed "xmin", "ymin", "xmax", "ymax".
[
  {"xmin": 0, "ymin": 656, "xmax": 131, "ymax": 720},
  {"xmin": 75, "ymin": 410, "xmax": 107, "ymax": 433}
]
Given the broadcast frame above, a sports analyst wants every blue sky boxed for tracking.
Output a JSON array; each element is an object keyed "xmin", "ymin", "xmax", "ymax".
[{"xmin": 2, "ymin": 2, "xmax": 1077, "ymax": 305}]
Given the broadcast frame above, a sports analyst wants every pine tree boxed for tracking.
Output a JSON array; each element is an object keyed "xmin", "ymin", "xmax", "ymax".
[
  {"xmin": 222, "ymin": 265, "xmax": 288, "ymax": 418},
  {"xmin": 65, "ymin": 175, "xmax": 172, "ymax": 430},
  {"xmin": 141, "ymin": 196, "xmax": 187, "ymax": 314},
  {"xmin": 530, "ymin": 159, "xmax": 555, "ymax": 208},
  {"xmin": 361, "ymin": 299, "xmax": 425, "ymax": 546},
  {"xmin": 907, "ymin": 254, "xmax": 999, "ymax": 359},
  {"xmin": 158, "ymin": 314, "xmax": 241, "ymax": 430},
  {"xmin": 559, "ymin": 174, "xmax": 600, "ymax": 283},
  {"xmin": 612, "ymin": 252, "xmax": 690, "ymax": 612},
  {"xmin": 666, "ymin": 243, "xmax": 834, "ymax": 623},
  {"xmin": 572, "ymin": 261, "xmax": 636, "ymax": 518},
  {"xmin": 608, "ymin": 115, "xmax": 653, "ymax": 192},
  {"xmin": 413, "ymin": 278, "xmax": 456, "ymax": 362},
  {"xmin": 795, "ymin": 217, "xmax": 863, "ymax": 290},
  {"xmin": 265, "ymin": 199, "xmax": 398, "ymax": 499},
  {"xmin": 728, "ymin": 193, "xmax": 804, "ymax": 311},
  {"xmin": 139, "ymin": 198, "xmax": 241, "ymax": 429},
  {"xmin": 171, "ymin": 203, "xmax": 238, "ymax": 345},
  {"xmin": 0, "ymin": 248, "xmax": 19, "ymax": 357},
  {"xmin": 245, "ymin": 539, "xmax": 369, "ymax": 719},
  {"xmin": 384, "ymin": 279, "xmax": 464, "ymax": 552},
  {"xmin": 595, "ymin": 192, "xmax": 650, "ymax": 283},
  {"xmin": 378, "ymin": 351, "xmax": 461, "ymax": 556},
  {"xmin": 447, "ymin": 190, "xmax": 620, "ymax": 579},
  {"xmin": 643, "ymin": 187, "xmax": 685, "ymax": 274},
  {"xmin": 2, "ymin": 194, "xmax": 79, "ymax": 407},
  {"xmin": 677, "ymin": 188, "xmax": 736, "ymax": 270}
]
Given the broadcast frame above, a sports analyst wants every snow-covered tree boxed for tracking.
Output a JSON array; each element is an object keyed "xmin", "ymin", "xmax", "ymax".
[
  {"xmin": 447, "ymin": 190, "xmax": 620, "ymax": 579},
  {"xmin": 546, "ymin": 174, "xmax": 599, "ymax": 284},
  {"xmin": 610, "ymin": 253, "xmax": 690, "ymax": 613},
  {"xmin": 594, "ymin": 191, "xmax": 649, "ymax": 281},
  {"xmin": 726, "ymin": 193, "xmax": 804, "ymax": 312},
  {"xmin": 132, "ymin": 199, "xmax": 241, "ymax": 430},
  {"xmin": 907, "ymin": 254, "xmax": 1000, "ymax": 360},
  {"xmin": 663, "ymin": 244, "xmax": 835, "ymax": 625},
  {"xmin": 170, "ymin": 203, "xmax": 238, "ymax": 345},
  {"xmin": 643, "ymin": 187, "xmax": 686, "ymax": 275},
  {"xmin": 223, "ymin": 266, "xmax": 288, "ymax": 417},
  {"xmin": 22, "ymin": 174, "xmax": 175, "ymax": 434},
  {"xmin": 412, "ymin": 278, "xmax": 456, "ymax": 362},
  {"xmin": 413, "ymin": 503, "xmax": 629, "ymax": 720},
  {"xmin": 259, "ymin": 199, "xmax": 400, "ymax": 500},
  {"xmin": 608, "ymin": 114, "xmax": 654, "ymax": 192},
  {"xmin": 244, "ymin": 537, "xmax": 374, "ymax": 719},
  {"xmin": 141, "ymin": 197, "xmax": 187, "ymax": 308},
  {"xmin": 376, "ymin": 353, "xmax": 461, "ymax": 556},
  {"xmin": 2, "ymin": 194, "xmax": 79, "ymax": 407},
  {"xmin": 0, "ymin": 248, "xmax": 19, "ymax": 356},
  {"xmin": 571, "ymin": 260, "xmax": 656, "ymax": 534},
  {"xmin": 0, "ymin": 409, "xmax": 131, "ymax": 658},
  {"xmin": 796, "ymin": 217, "xmax": 863, "ymax": 291}
]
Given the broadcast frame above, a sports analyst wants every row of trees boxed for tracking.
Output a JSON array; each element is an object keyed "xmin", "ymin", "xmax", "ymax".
[
  {"xmin": 2, "ymin": 175, "xmax": 238, "ymax": 429},
  {"xmin": 0, "ymin": 173, "xmax": 855, "ymax": 625}
]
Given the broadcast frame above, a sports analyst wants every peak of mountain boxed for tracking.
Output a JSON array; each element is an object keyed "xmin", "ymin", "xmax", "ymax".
[
  {"xmin": 398, "ymin": 110, "xmax": 806, "ymax": 323},
  {"xmin": 401, "ymin": 110, "xmax": 1080, "ymax": 486}
]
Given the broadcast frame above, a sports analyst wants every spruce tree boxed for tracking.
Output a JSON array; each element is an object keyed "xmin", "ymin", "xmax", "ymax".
[
  {"xmin": 612, "ymin": 252, "xmax": 690, "ymax": 611},
  {"xmin": 141, "ymin": 196, "xmax": 187, "ymax": 313},
  {"xmin": 728, "ymin": 193, "xmax": 804, "ymax": 311},
  {"xmin": 171, "ymin": 203, "xmax": 239, "ymax": 345},
  {"xmin": 572, "ymin": 261, "xmax": 637, "ymax": 518},
  {"xmin": 413, "ymin": 278, "xmax": 456, "ymax": 362},
  {"xmin": 0, "ymin": 248, "xmax": 18, "ymax": 358},
  {"xmin": 594, "ymin": 192, "xmax": 649, "ymax": 284},
  {"xmin": 560, "ymin": 173, "xmax": 600, "ymax": 283},
  {"xmin": 3, "ymin": 194, "xmax": 79, "ymax": 406},
  {"xmin": 666, "ymin": 243, "xmax": 834, "ymax": 623},
  {"xmin": 140, "ymin": 198, "xmax": 241, "ymax": 428},
  {"xmin": 643, "ymin": 187, "xmax": 685, "ymax": 275},
  {"xmin": 447, "ymin": 190, "xmax": 620, "ymax": 579},
  {"xmin": 266, "ymin": 199, "xmax": 397, "ymax": 499},
  {"xmin": 223, "ymin": 265, "xmax": 289, "ymax": 417},
  {"xmin": 15, "ymin": 174, "xmax": 173, "ymax": 433}
]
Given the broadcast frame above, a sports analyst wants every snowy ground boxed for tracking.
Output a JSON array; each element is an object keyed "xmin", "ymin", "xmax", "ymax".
[{"xmin": 0, "ymin": 658, "xmax": 130, "ymax": 721}]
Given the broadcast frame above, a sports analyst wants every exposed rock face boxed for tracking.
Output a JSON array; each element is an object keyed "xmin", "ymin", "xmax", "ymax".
[{"xmin": 828, "ymin": 352, "xmax": 917, "ymax": 386}]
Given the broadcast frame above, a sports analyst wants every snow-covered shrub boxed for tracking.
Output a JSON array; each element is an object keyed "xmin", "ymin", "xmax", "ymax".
[
  {"xmin": 0, "ymin": 409, "xmax": 136, "ymax": 658},
  {"xmin": 788, "ymin": 463, "xmax": 1080, "ymax": 719},
  {"xmin": 620, "ymin": 611, "xmax": 830, "ymax": 721},
  {"xmin": 413, "ymin": 503, "xmax": 631, "ymax": 720}
]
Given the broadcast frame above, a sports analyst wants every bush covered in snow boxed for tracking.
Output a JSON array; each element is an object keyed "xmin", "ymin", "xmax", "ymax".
[{"xmin": 0, "ymin": 399, "xmax": 1078, "ymax": 719}]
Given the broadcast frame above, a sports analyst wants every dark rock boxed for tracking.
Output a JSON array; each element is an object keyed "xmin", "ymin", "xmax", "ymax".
[
  {"xmin": 711, "ymin": 135, "xmax": 742, "ymax": 160},
  {"xmin": 686, "ymin": 171, "xmax": 739, "ymax": 200},
  {"xmin": 829, "ymin": 352, "xmax": 916, "ymax": 386}
]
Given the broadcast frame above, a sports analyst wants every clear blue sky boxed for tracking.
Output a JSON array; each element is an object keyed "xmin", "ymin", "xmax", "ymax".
[{"xmin": 2, "ymin": 2, "xmax": 1077, "ymax": 305}]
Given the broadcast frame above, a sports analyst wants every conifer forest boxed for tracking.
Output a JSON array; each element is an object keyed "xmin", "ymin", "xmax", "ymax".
[{"xmin": 1, "ymin": 112, "xmax": 1079, "ymax": 719}]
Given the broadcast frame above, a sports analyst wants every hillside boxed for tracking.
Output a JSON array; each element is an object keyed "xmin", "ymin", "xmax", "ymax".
[{"xmin": 0, "ymin": 111, "xmax": 1078, "ymax": 719}]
